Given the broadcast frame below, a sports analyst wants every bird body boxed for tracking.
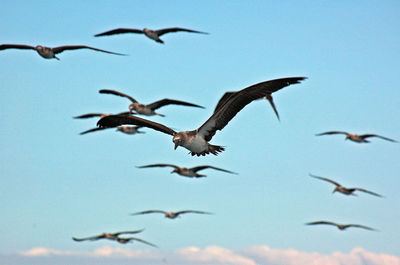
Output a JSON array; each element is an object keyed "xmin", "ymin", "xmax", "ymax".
[
  {"xmin": 116, "ymin": 126, "xmax": 145, "ymax": 135},
  {"xmin": 98, "ymin": 77, "xmax": 306, "ymax": 156}
]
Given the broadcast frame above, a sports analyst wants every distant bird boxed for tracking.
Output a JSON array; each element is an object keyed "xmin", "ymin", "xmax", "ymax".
[
  {"xmin": 113, "ymin": 237, "xmax": 157, "ymax": 247},
  {"xmin": 79, "ymin": 125, "xmax": 145, "ymax": 135},
  {"xmin": 131, "ymin": 210, "xmax": 212, "ymax": 219},
  {"xmin": 74, "ymin": 112, "xmax": 130, "ymax": 120},
  {"xmin": 306, "ymin": 221, "xmax": 377, "ymax": 231},
  {"xmin": 309, "ymin": 174, "xmax": 383, "ymax": 197},
  {"xmin": 315, "ymin": 131, "xmax": 397, "ymax": 143},
  {"xmin": 97, "ymin": 77, "xmax": 306, "ymax": 156},
  {"xmin": 0, "ymin": 44, "xmax": 126, "ymax": 60},
  {"xmin": 137, "ymin": 163, "xmax": 237, "ymax": 178},
  {"xmin": 99, "ymin": 89, "xmax": 205, "ymax": 116},
  {"xmin": 94, "ymin": 27, "xmax": 208, "ymax": 44},
  {"xmin": 72, "ymin": 230, "xmax": 144, "ymax": 242}
]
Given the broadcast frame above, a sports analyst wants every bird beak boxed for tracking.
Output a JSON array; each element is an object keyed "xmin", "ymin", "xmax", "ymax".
[{"xmin": 174, "ymin": 142, "xmax": 179, "ymax": 150}]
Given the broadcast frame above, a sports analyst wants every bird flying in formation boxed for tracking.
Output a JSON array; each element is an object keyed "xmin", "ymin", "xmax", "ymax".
[
  {"xmin": 306, "ymin": 221, "xmax": 377, "ymax": 231},
  {"xmin": 99, "ymin": 89, "xmax": 205, "ymax": 116},
  {"xmin": 309, "ymin": 174, "xmax": 383, "ymax": 197},
  {"xmin": 131, "ymin": 210, "xmax": 212, "ymax": 219},
  {"xmin": 94, "ymin": 27, "xmax": 208, "ymax": 44},
  {"xmin": 137, "ymin": 163, "xmax": 237, "ymax": 178},
  {"xmin": 0, "ymin": 44, "xmax": 126, "ymax": 60},
  {"xmin": 71, "ymin": 229, "xmax": 157, "ymax": 246},
  {"xmin": 97, "ymin": 77, "xmax": 306, "ymax": 156},
  {"xmin": 315, "ymin": 131, "xmax": 397, "ymax": 143}
]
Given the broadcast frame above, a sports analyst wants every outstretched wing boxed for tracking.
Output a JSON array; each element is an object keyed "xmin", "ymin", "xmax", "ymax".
[
  {"xmin": 354, "ymin": 188, "xmax": 383, "ymax": 198},
  {"xmin": 0, "ymin": 44, "xmax": 35, "ymax": 50},
  {"xmin": 360, "ymin": 134, "xmax": 397, "ymax": 142},
  {"xmin": 198, "ymin": 77, "xmax": 306, "ymax": 141},
  {"xmin": 309, "ymin": 173, "xmax": 341, "ymax": 187},
  {"xmin": 94, "ymin": 28, "xmax": 144, "ymax": 37},
  {"xmin": 123, "ymin": 237, "xmax": 158, "ymax": 247},
  {"xmin": 347, "ymin": 224, "xmax": 377, "ymax": 231},
  {"xmin": 155, "ymin": 27, "xmax": 208, "ymax": 36},
  {"xmin": 146, "ymin": 99, "xmax": 204, "ymax": 111},
  {"xmin": 130, "ymin": 210, "xmax": 166, "ymax": 215},
  {"xmin": 51, "ymin": 45, "xmax": 126, "ymax": 56},
  {"xmin": 190, "ymin": 165, "xmax": 237, "ymax": 174},
  {"xmin": 315, "ymin": 131, "xmax": 349, "ymax": 136},
  {"xmin": 80, "ymin": 127, "xmax": 109, "ymax": 135},
  {"xmin": 72, "ymin": 234, "xmax": 104, "ymax": 241},
  {"xmin": 97, "ymin": 114, "xmax": 176, "ymax": 136},
  {"xmin": 111, "ymin": 229, "xmax": 145, "ymax": 237},
  {"xmin": 74, "ymin": 113, "xmax": 105, "ymax": 119},
  {"xmin": 99, "ymin": 89, "xmax": 138, "ymax": 103},
  {"xmin": 137, "ymin": 163, "xmax": 179, "ymax": 170},
  {"xmin": 175, "ymin": 210, "xmax": 212, "ymax": 215},
  {"xmin": 305, "ymin": 221, "xmax": 339, "ymax": 227}
]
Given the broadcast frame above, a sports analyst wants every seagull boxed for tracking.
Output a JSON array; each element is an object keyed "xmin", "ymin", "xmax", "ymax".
[
  {"xmin": 306, "ymin": 221, "xmax": 377, "ymax": 231},
  {"xmin": 99, "ymin": 89, "xmax": 205, "ymax": 116},
  {"xmin": 309, "ymin": 174, "xmax": 383, "ymax": 197},
  {"xmin": 97, "ymin": 77, "xmax": 306, "ymax": 156},
  {"xmin": 0, "ymin": 44, "xmax": 126, "ymax": 60},
  {"xmin": 94, "ymin": 27, "xmax": 208, "ymax": 44},
  {"xmin": 137, "ymin": 163, "xmax": 237, "ymax": 178},
  {"xmin": 315, "ymin": 131, "xmax": 397, "ymax": 143},
  {"xmin": 72, "ymin": 230, "xmax": 144, "ymax": 242},
  {"xmin": 131, "ymin": 210, "xmax": 212, "ymax": 219}
]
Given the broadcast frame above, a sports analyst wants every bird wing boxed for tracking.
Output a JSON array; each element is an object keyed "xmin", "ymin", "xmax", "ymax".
[
  {"xmin": 347, "ymin": 224, "xmax": 376, "ymax": 231},
  {"xmin": 190, "ymin": 165, "xmax": 237, "ymax": 174},
  {"xmin": 315, "ymin": 131, "xmax": 349, "ymax": 136},
  {"xmin": 123, "ymin": 237, "xmax": 158, "ymax": 247},
  {"xmin": 80, "ymin": 127, "xmax": 109, "ymax": 135},
  {"xmin": 175, "ymin": 210, "xmax": 212, "ymax": 215},
  {"xmin": 354, "ymin": 188, "xmax": 383, "ymax": 197},
  {"xmin": 51, "ymin": 45, "xmax": 126, "ymax": 56},
  {"xmin": 111, "ymin": 229, "xmax": 145, "ymax": 237},
  {"xmin": 198, "ymin": 77, "xmax": 306, "ymax": 141},
  {"xmin": 137, "ymin": 163, "xmax": 179, "ymax": 169},
  {"xmin": 309, "ymin": 173, "xmax": 341, "ymax": 187},
  {"xmin": 213, "ymin": 92, "xmax": 235, "ymax": 113},
  {"xmin": 155, "ymin": 27, "xmax": 208, "ymax": 36},
  {"xmin": 305, "ymin": 221, "xmax": 338, "ymax": 227},
  {"xmin": 360, "ymin": 134, "xmax": 397, "ymax": 142},
  {"xmin": 74, "ymin": 113, "xmax": 105, "ymax": 119},
  {"xmin": 97, "ymin": 114, "xmax": 176, "ymax": 136},
  {"xmin": 72, "ymin": 234, "xmax": 104, "ymax": 241},
  {"xmin": 94, "ymin": 28, "xmax": 144, "ymax": 37},
  {"xmin": 0, "ymin": 44, "xmax": 35, "ymax": 50},
  {"xmin": 99, "ymin": 89, "xmax": 138, "ymax": 103},
  {"xmin": 130, "ymin": 210, "xmax": 166, "ymax": 215},
  {"xmin": 146, "ymin": 99, "xmax": 205, "ymax": 111}
]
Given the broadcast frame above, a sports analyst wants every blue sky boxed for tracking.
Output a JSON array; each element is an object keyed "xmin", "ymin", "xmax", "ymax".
[{"xmin": 1, "ymin": 1, "xmax": 400, "ymax": 264}]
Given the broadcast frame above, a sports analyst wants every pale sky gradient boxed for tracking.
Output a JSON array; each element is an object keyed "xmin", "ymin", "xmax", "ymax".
[{"xmin": 1, "ymin": 0, "xmax": 399, "ymax": 264}]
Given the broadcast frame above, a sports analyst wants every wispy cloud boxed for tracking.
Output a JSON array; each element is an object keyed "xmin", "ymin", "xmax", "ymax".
[{"xmin": 11, "ymin": 245, "xmax": 400, "ymax": 265}]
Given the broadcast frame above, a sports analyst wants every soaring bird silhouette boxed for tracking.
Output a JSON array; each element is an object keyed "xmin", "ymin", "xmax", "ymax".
[
  {"xmin": 0, "ymin": 44, "xmax": 125, "ymax": 60},
  {"xmin": 72, "ymin": 230, "xmax": 156, "ymax": 247},
  {"xmin": 94, "ymin": 27, "xmax": 208, "ymax": 44},
  {"xmin": 309, "ymin": 174, "xmax": 383, "ymax": 197},
  {"xmin": 97, "ymin": 77, "xmax": 306, "ymax": 156},
  {"xmin": 137, "ymin": 163, "xmax": 237, "ymax": 178},
  {"xmin": 315, "ymin": 131, "xmax": 397, "ymax": 143},
  {"xmin": 131, "ymin": 210, "xmax": 212, "ymax": 219},
  {"xmin": 306, "ymin": 221, "xmax": 377, "ymax": 231},
  {"xmin": 99, "ymin": 89, "xmax": 204, "ymax": 116}
]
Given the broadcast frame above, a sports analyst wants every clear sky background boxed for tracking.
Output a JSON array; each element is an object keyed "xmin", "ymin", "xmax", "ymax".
[{"xmin": 1, "ymin": 1, "xmax": 400, "ymax": 265}]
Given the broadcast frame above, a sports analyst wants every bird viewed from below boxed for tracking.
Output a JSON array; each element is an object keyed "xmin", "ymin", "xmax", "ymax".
[
  {"xmin": 306, "ymin": 221, "xmax": 377, "ymax": 231},
  {"xmin": 315, "ymin": 131, "xmax": 397, "ymax": 143},
  {"xmin": 97, "ymin": 77, "xmax": 306, "ymax": 156},
  {"xmin": 99, "ymin": 89, "xmax": 205, "ymax": 116},
  {"xmin": 137, "ymin": 163, "xmax": 237, "ymax": 178},
  {"xmin": 130, "ymin": 210, "xmax": 212, "ymax": 219},
  {"xmin": 309, "ymin": 173, "xmax": 383, "ymax": 197},
  {"xmin": 72, "ymin": 230, "xmax": 143, "ymax": 242},
  {"xmin": 94, "ymin": 27, "xmax": 209, "ymax": 44},
  {"xmin": 0, "ymin": 44, "xmax": 126, "ymax": 60}
]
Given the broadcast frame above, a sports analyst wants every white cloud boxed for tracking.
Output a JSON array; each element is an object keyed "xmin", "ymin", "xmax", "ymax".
[{"xmin": 14, "ymin": 245, "xmax": 400, "ymax": 265}]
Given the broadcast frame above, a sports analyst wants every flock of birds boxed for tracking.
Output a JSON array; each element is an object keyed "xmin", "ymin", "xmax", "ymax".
[{"xmin": 3, "ymin": 24, "xmax": 397, "ymax": 248}]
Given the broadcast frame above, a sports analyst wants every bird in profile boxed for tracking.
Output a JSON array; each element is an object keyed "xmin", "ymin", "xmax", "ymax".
[
  {"xmin": 72, "ymin": 230, "xmax": 156, "ymax": 247},
  {"xmin": 315, "ymin": 131, "xmax": 397, "ymax": 143},
  {"xmin": 309, "ymin": 174, "xmax": 383, "ymax": 197},
  {"xmin": 137, "ymin": 163, "xmax": 237, "ymax": 178},
  {"xmin": 131, "ymin": 210, "xmax": 212, "ymax": 219},
  {"xmin": 97, "ymin": 77, "xmax": 306, "ymax": 156},
  {"xmin": 0, "ymin": 44, "xmax": 126, "ymax": 60},
  {"xmin": 99, "ymin": 89, "xmax": 205, "ymax": 116},
  {"xmin": 94, "ymin": 27, "xmax": 208, "ymax": 44},
  {"xmin": 306, "ymin": 221, "xmax": 377, "ymax": 231}
]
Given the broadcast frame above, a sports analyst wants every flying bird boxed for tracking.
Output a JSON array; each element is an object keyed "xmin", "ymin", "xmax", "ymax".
[
  {"xmin": 309, "ymin": 174, "xmax": 383, "ymax": 197},
  {"xmin": 131, "ymin": 210, "xmax": 212, "ymax": 219},
  {"xmin": 97, "ymin": 77, "xmax": 306, "ymax": 156},
  {"xmin": 99, "ymin": 89, "xmax": 205, "ymax": 116},
  {"xmin": 315, "ymin": 131, "xmax": 397, "ymax": 143},
  {"xmin": 79, "ymin": 125, "xmax": 145, "ymax": 135},
  {"xmin": 306, "ymin": 221, "xmax": 377, "ymax": 231},
  {"xmin": 137, "ymin": 163, "xmax": 237, "ymax": 178},
  {"xmin": 0, "ymin": 44, "xmax": 126, "ymax": 60},
  {"xmin": 72, "ymin": 230, "xmax": 144, "ymax": 242},
  {"xmin": 94, "ymin": 27, "xmax": 208, "ymax": 44}
]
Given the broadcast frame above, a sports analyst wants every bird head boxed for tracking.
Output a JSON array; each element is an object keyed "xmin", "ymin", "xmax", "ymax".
[
  {"xmin": 129, "ymin": 104, "xmax": 135, "ymax": 112},
  {"xmin": 173, "ymin": 133, "xmax": 185, "ymax": 150},
  {"xmin": 170, "ymin": 168, "xmax": 178, "ymax": 174}
]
